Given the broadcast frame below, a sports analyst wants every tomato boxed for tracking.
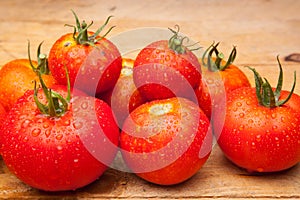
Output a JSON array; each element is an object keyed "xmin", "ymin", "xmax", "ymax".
[
  {"xmin": 133, "ymin": 26, "xmax": 201, "ymax": 101},
  {"xmin": 0, "ymin": 75, "xmax": 120, "ymax": 191},
  {"xmin": 216, "ymin": 58, "xmax": 300, "ymax": 173},
  {"xmin": 0, "ymin": 44, "xmax": 56, "ymax": 111},
  {"xmin": 120, "ymin": 97, "xmax": 212, "ymax": 185},
  {"xmin": 195, "ymin": 42, "xmax": 250, "ymax": 119},
  {"xmin": 98, "ymin": 58, "xmax": 146, "ymax": 128},
  {"xmin": 48, "ymin": 11, "xmax": 122, "ymax": 96}
]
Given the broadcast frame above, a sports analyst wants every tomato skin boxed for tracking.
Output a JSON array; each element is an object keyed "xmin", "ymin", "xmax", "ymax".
[
  {"xmin": 0, "ymin": 102, "xmax": 6, "ymax": 127},
  {"xmin": 48, "ymin": 32, "xmax": 122, "ymax": 95},
  {"xmin": 0, "ymin": 85, "xmax": 120, "ymax": 191},
  {"xmin": 0, "ymin": 59, "xmax": 56, "ymax": 111},
  {"xmin": 133, "ymin": 40, "xmax": 201, "ymax": 101},
  {"xmin": 216, "ymin": 87, "xmax": 300, "ymax": 172},
  {"xmin": 195, "ymin": 62, "xmax": 250, "ymax": 119},
  {"xmin": 99, "ymin": 58, "xmax": 146, "ymax": 128},
  {"xmin": 120, "ymin": 97, "xmax": 212, "ymax": 185}
]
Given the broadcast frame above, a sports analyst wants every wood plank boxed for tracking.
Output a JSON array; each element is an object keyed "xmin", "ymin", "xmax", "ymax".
[{"xmin": 1, "ymin": 146, "xmax": 299, "ymax": 199}]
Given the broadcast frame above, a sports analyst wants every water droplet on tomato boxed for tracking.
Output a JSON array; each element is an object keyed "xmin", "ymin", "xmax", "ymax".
[
  {"xmin": 45, "ymin": 129, "xmax": 51, "ymax": 137},
  {"xmin": 31, "ymin": 128, "xmax": 41, "ymax": 137},
  {"xmin": 57, "ymin": 145, "xmax": 63, "ymax": 151},
  {"xmin": 56, "ymin": 134, "xmax": 63, "ymax": 140},
  {"xmin": 248, "ymin": 119, "xmax": 254, "ymax": 124},
  {"xmin": 74, "ymin": 159, "xmax": 79, "ymax": 163},
  {"xmin": 23, "ymin": 136, "xmax": 29, "ymax": 142},
  {"xmin": 21, "ymin": 119, "xmax": 32, "ymax": 128},
  {"xmin": 239, "ymin": 113, "xmax": 244, "ymax": 118},
  {"xmin": 236, "ymin": 102, "xmax": 242, "ymax": 107},
  {"xmin": 81, "ymin": 101, "xmax": 88, "ymax": 110},
  {"xmin": 238, "ymin": 125, "xmax": 244, "ymax": 131},
  {"xmin": 73, "ymin": 121, "xmax": 83, "ymax": 130},
  {"xmin": 256, "ymin": 135, "xmax": 262, "ymax": 142}
]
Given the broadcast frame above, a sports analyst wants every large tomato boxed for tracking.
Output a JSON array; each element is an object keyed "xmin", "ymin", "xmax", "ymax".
[
  {"xmin": 48, "ymin": 11, "xmax": 122, "ymax": 96},
  {"xmin": 216, "ymin": 58, "xmax": 300, "ymax": 172},
  {"xmin": 120, "ymin": 97, "xmax": 212, "ymax": 185},
  {"xmin": 133, "ymin": 26, "xmax": 201, "ymax": 101},
  {"xmin": 0, "ymin": 77, "xmax": 119, "ymax": 191}
]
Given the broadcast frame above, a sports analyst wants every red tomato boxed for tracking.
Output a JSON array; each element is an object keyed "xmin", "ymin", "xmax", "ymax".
[
  {"xmin": 195, "ymin": 43, "xmax": 250, "ymax": 119},
  {"xmin": 216, "ymin": 59, "xmax": 300, "ymax": 173},
  {"xmin": 48, "ymin": 12, "xmax": 122, "ymax": 95},
  {"xmin": 99, "ymin": 58, "xmax": 146, "ymax": 128},
  {"xmin": 0, "ymin": 82, "xmax": 120, "ymax": 191},
  {"xmin": 120, "ymin": 97, "xmax": 212, "ymax": 185},
  {"xmin": 133, "ymin": 27, "xmax": 201, "ymax": 101}
]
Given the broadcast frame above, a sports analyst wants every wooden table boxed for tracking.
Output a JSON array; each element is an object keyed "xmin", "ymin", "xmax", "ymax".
[{"xmin": 0, "ymin": 0, "xmax": 299, "ymax": 199}]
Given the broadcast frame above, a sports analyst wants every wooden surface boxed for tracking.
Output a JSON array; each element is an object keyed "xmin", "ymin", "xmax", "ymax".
[{"xmin": 0, "ymin": 0, "xmax": 300, "ymax": 199}]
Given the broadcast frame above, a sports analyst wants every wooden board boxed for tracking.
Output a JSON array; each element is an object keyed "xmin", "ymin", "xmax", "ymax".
[{"xmin": 0, "ymin": 0, "xmax": 299, "ymax": 199}]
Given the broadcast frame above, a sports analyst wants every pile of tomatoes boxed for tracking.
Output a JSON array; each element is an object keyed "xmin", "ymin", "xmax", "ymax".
[{"xmin": 0, "ymin": 11, "xmax": 299, "ymax": 192}]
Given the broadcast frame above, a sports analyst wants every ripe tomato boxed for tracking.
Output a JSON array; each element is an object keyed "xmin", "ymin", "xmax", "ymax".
[
  {"xmin": 120, "ymin": 97, "xmax": 212, "ymax": 185},
  {"xmin": 0, "ymin": 81, "xmax": 120, "ymax": 191},
  {"xmin": 99, "ymin": 58, "xmax": 146, "ymax": 128},
  {"xmin": 0, "ymin": 57, "xmax": 56, "ymax": 111},
  {"xmin": 195, "ymin": 43, "xmax": 250, "ymax": 119},
  {"xmin": 216, "ymin": 59, "xmax": 300, "ymax": 173},
  {"xmin": 133, "ymin": 26, "xmax": 201, "ymax": 101},
  {"xmin": 48, "ymin": 11, "xmax": 122, "ymax": 96}
]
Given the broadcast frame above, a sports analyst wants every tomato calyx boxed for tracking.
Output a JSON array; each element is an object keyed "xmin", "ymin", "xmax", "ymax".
[
  {"xmin": 65, "ymin": 10, "xmax": 115, "ymax": 46},
  {"xmin": 168, "ymin": 25, "xmax": 200, "ymax": 54},
  {"xmin": 34, "ymin": 67, "xmax": 71, "ymax": 117},
  {"xmin": 247, "ymin": 56, "xmax": 296, "ymax": 108},
  {"xmin": 28, "ymin": 41, "xmax": 50, "ymax": 75},
  {"xmin": 202, "ymin": 42, "xmax": 237, "ymax": 72}
]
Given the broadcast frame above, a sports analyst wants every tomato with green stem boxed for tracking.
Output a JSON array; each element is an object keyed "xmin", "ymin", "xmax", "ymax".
[
  {"xmin": 195, "ymin": 42, "xmax": 251, "ymax": 120},
  {"xmin": 0, "ymin": 66, "xmax": 120, "ymax": 191},
  {"xmin": 48, "ymin": 10, "xmax": 122, "ymax": 96},
  {"xmin": 133, "ymin": 25, "xmax": 202, "ymax": 101},
  {"xmin": 216, "ymin": 56, "xmax": 300, "ymax": 173}
]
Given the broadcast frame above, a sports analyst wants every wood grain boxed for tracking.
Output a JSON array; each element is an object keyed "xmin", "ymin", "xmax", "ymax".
[{"xmin": 0, "ymin": 0, "xmax": 299, "ymax": 199}]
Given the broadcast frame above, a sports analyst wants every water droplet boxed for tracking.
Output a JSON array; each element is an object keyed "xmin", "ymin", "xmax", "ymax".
[
  {"xmin": 248, "ymin": 119, "xmax": 254, "ymax": 124},
  {"xmin": 239, "ymin": 125, "xmax": 244, "ymax": 131},
  {"xmin": 275, "ymin": 137, "xmax": 279, "ymax": 141},
  {"xmin": 56, "ymin": 134, "xmax": 63, "ymax": 140},
  {"xmin": 239, "ymin": 113, "xmax": 245, "ymax": 118},
  {"xmin": 45, "ymin": 129, "xmax": 51, "ymax": 137},
  {"xmin": 272, "ymin": 125, "xmax": 278, "ymax": 130},
  {"xmin": 43, "ymin": 123, "xmax": 49, "ymax": 128},
  {"xmin": 256, "ymin": 135, "xmax": 262, "ymax": 142},
  {"xmin": 57, "ymin": 145, "xmax": 63, "ymax": 151},
  {"xmin": 23, "ymin": 136, "xmax": 29, "ymax": 142},
  {"xmin": 31, "ymin": 128, "xmax": 41, "ymax": 137},
  {"xmin": 236, "ymin": 102, "xmax": 242, "ymax": 107},
  {"xmin": 81, "ymin": 101, "xmax": 88, "ymax": 110},
  {"xmin": 21, "ymin": 119, "xmax": 32, "ymax": 128},
  {"xmin": 246, "ymin": 100, "xmax": 251, "ymax": 105},
  {"xmin": 73, "ymin": 121, "xmax": 83, "ymax": 130},
  {"xmin": 74, "ymin": 159, "xmax": 79, "ymax": 163},
  {"xmin": 63, "ymin": 120, "xmax": 71, "ymax": 126}
]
